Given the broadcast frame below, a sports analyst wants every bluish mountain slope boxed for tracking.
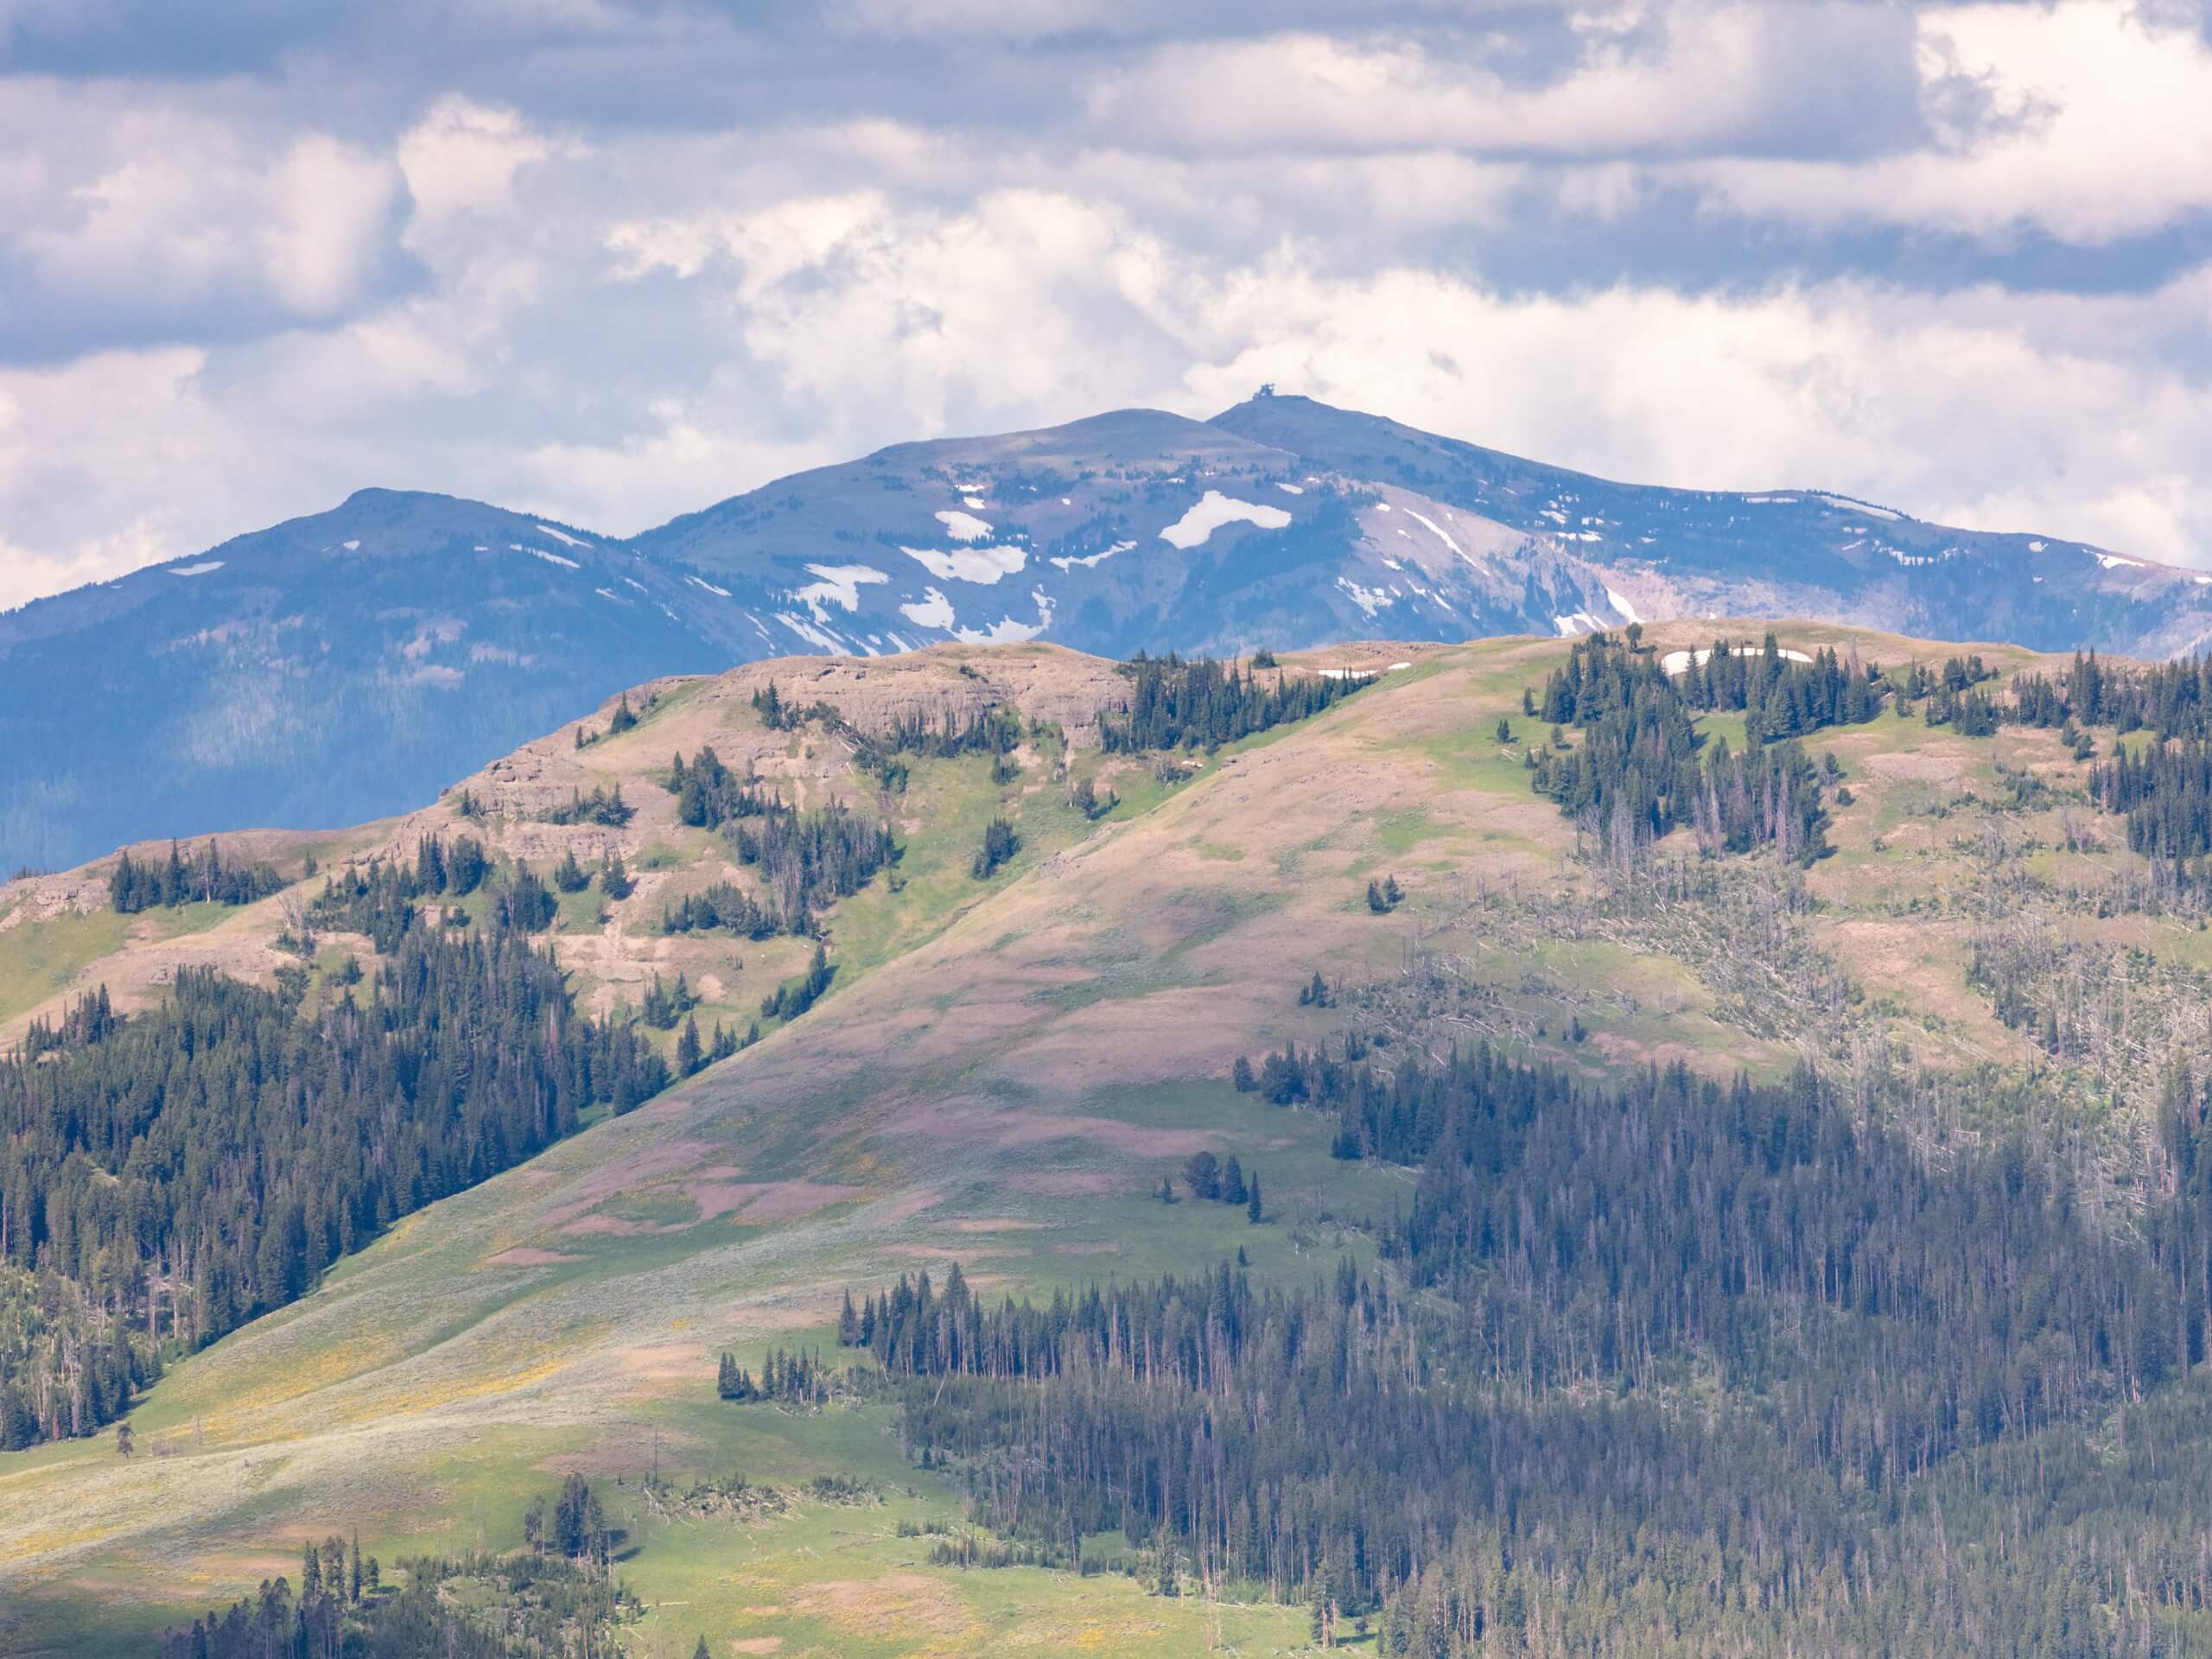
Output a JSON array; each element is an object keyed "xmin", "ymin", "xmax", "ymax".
[
  {"xmin": 0, "ymin": 490, "xmax": 747, "ymax": 873},
  {"xmin": 6, "ymin": 394, "xmax": 2207, "ymax": 873}
]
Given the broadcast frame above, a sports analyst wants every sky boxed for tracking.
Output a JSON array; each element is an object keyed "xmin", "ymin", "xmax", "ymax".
[{"xmin": 3, "ymin": 0, "xmax": 2211, "ymax": 607}]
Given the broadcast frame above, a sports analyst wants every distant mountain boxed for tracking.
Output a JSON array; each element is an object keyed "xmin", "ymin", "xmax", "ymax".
[
  {"xmin": 0, "ymin": 490, "xmax": 749, "ymax": 874},
  {"xmin": 1212, "ymin": 395, "xmax": 2212, "ymax": 662},
  {"xmin": 639, "ymin": 392, "xmax": 2212, "ymax": 667},
  {"xmin": 6, "ymin": 393, "xmax": 2208, "ymax": 871}
]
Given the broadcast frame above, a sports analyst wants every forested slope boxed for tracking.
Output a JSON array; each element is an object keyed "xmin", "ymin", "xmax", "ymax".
[{"xmin": 11, "ymin": 626, "xmax": 2212, "ymax": 1657}]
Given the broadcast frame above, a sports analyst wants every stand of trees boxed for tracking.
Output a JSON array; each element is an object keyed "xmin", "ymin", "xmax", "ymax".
[
  {"xmin": 2014, "ymin": 649, "xmax": 2212, "ymax": 740},
  {"xmin": 2100, "ymin": 739, "xmax": 2212, "ymax": 874},
  {"xmin": 110, "ymin": 840, "xmax": 287, "ymax": 913},
  {"xmin": 1663, "ymin": 635, "xmax": 1886, "ymax": 740},
  {"xmin": 839, "ymin": 1027, "xmax": 2212, "ymax": 1652},
  {"xmin": 158, "ymin": 1490, "xmax": 637, "ymax": 1659},
  {"xmin": 971, "ymin": 817, "xmax": 1018, "ymax": 880},
  {"xmin": 663, "ymin": 745, "xmax": 897, "ymax": 934},
  {"xmin": 0, "ymin": 911, "xmax": 670, "ymax": 1447},
  {"xmin": 1098, "ymin": 654, "xmax": 1363, "ymax": 753},
  {"xmin": 537, "ymin": 784, "xmax": 633, "ymax": 827},
  {"xmin": 1529, "ymin": 636, "xmax": 1835, "ymax": 865},
  {"xmin": 304, "ymin": 836, "xmax": 488, "ymax": 953}
]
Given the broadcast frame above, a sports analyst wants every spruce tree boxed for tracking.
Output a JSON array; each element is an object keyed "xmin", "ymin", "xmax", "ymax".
[{"xmin": 1246, "ymin": 1171, "xmax": 1262, "ymax": 1224}]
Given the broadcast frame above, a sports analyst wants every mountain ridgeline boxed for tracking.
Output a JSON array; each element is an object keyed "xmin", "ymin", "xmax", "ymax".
[{"xmin": 9, "ymin": 392, "xmax": 2211, "ymax": 874}]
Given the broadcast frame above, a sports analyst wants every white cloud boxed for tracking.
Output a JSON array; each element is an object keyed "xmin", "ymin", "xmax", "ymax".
[
  {"xmin": 1688, "ymin": 3, "xmax": 2212, "ymax": 244},
  {"xmin": 11, "ymin": 110, "xmax": 398, "ymax": 325},
  {"xmin": 4, "ymin": 3, "xmax": 2212, "ymax": 611},
  {"xmin": 397, "ymin": 97, "xmax": 550, "ymax": 230},
  {"xmin": 1087, "ymin": 6, "xmax": 1916, "ymax": 160}
]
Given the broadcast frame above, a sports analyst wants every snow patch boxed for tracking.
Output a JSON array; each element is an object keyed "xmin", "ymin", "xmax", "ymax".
[
  {"xmin": 2096, "ymin": 553, "xmax": 2142, "ymax": 569},
  {"xmin": 902, "ymin": 543, "xmax": 1027, "ymax": 584},
  {"xmin": 1553, "ymin": 613, "xmax": 1605, "ymax": 636},
  {"xmin": 1336, "ymin": 576, "xmax": 1392, "ymax": 618},
  {"xmin": 594, "ymin": 587, "xmax": 620, "ymax": 601},
  {"xmin": 624, "ymin": 576, "xmax": 647, "ymax": 592},
  {"xmin": 962, "ymin": 495, "xmax": 988, "ymax": 511},
  {"xmin": 516, "ymin": 543, "xmax": 581, "ymax": 570},
  {"xmin": 1660, "ymin": 645, "xmax": 1815, "ymax": 675},
  {"xmin": 1403, "ymin": 509, "xmax": 1463, "ymax": 559},
  {"xmin": 792, "ymin": 563, "xmax": 890, "ymax": 620},
  {"xmin": 1159, "ymin": 491, "xmax": 1292, "ymax": 549},
  {"xmin": 536, "ymin": 524, "xmax": 589, "ymax": 549},
  {"xmin": 1605, "ymin": 588, "xmax": 1643, "ymax": 625},
  {"xmin": 341, "ymin": 539, "xmax": 361, "ymax": 551},
  {"xmin": 954, "ymin": 588, "xmax": 1055, "ymax": 645},
  {"xmin": 1275, "ymin": 482, "xmax": 1305, "ymax": 495},
  {"xmin": 899, "ymin": 588, "xmax": 957, "ymax": 629},
  {"xmin": 686, "ymin": 575, "xmax": 732, "ymax": 598},
  {"xmin": 168, "ymin": 560, "xmax": 224, "ymax": 577},
  {"xmin": 775, "ymin": 613, "xmax": 844, "ymax": 652},
  {"xmin": 1049, "ymin": 539, "xmax": 1136, "ymax": 572},
  {"xmin": 1744, "ymin": 496, "xmax": 1798, "ymax": 505},
  {"xmin": 1813, "ymin": 493, "xmax": 1903, "ymax": 521},
  {"xmin": 936, "ymin": 509, "xmax": 994, "ymax": 542},
  {"xmin": 2028, "ymin": 540, "xmax": 2047, "ymax": 552}
]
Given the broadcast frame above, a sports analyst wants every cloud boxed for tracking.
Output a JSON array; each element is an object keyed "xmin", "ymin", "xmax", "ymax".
[
  {"xmin": 3, "ymin": 0, "xmax": 2212, "ymax": 609},
  {"xmin": 0, "ymin": 92, "xmax": 404, "ymax": 355},
  {"xmin": 1687, "ymin": 3, "xmax": 2212, "ymax": 244},
  {"xmin": 1087, "ymin": 5, "xmax": 1923, "ymax": 161}
]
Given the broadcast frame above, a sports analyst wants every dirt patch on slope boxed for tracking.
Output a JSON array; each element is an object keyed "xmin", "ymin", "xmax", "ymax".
[{"xmin": 480, "ymin": 1247, "xmax": 585, "ymax": 1268}]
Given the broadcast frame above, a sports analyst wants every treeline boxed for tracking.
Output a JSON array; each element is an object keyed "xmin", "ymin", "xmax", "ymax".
[
  {"xmin": 2100, "ymin": 739, "xmax": 2212, "ymax": 870},
  {"xmin": 302, "ymin": 835, "xmax": 486, "ymax": 952},
  {"xmin": 1529, "ymin": 636, "xmax": 1833, "ymax": 864},
  {"xmin": 537, "ymin": 783, "xmax": 633, "ymax": 826},
  {"xmin": 852, "ymin": 1030, "xmax": 2212, "ymax": 1651},
  {"xmin": 717, "ymin": 1344, "xmax": 833, "ymax": 1404},
  {"xmin": 0, "ymin": 921, "xmax": 670, "ymax": 1446},
  {"xmin": 664, "ymin": 745, "xmax": 896, "ymax": 934},
  {"xmin": 158, "ymin": 1486, "xmax": 637, "ymax": 1659},
  {"xmin": 2015, "ymin": 648, "xmax": 2212, "ymax": 740},
  {"xmin": 110, "ymin": 840, "xmax": 287, "ymax": 913},
  {"xmin": 1661, "ymin": 635, "xmax": 1886, "ymax": 741},
  {"xmin": 1099, "ymin": 653, "xmax": 1362, "ymax": 753}
]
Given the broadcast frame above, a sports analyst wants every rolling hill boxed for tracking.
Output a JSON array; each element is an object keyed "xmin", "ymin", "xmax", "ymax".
[
  {"xmin": 9, "ymin": 620, "xmax": 2212, "ymax": 1656},
  {"xmin": 8, "ymin": 394, "xmax": 2210, "ymax": 876}
]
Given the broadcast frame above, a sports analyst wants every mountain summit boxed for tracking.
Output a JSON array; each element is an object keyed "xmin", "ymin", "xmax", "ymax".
[{"xmin": 4, "ymin": 392, "xmax": 2205, "ymax": 871}]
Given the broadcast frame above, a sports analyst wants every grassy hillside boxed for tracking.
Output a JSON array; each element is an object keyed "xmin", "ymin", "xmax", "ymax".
[{"xmin": 3, "ymin": 622, "xmax": 2204, "ymax": 1657}]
